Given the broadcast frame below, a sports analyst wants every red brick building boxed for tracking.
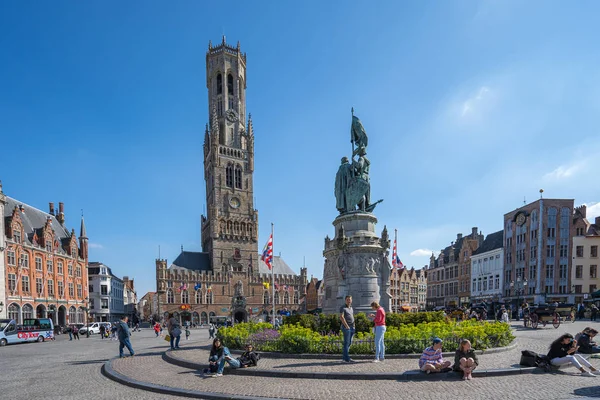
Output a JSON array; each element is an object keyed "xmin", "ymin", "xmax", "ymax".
[{"xmin": 1, "ymin": 182, "xmax": 89, "ymax": 326}]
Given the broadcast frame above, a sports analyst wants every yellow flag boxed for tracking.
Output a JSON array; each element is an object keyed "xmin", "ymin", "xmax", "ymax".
[{"xmin": 263, "ymin": 282, "xmax": 270, "ymax": 290}]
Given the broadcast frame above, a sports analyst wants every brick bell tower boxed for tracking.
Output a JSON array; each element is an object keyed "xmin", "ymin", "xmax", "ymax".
[{"xmin": 201, "ymin": 36, "xmax": 259, "ymax": 274}]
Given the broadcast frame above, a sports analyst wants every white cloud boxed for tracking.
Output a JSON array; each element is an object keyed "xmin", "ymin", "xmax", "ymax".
[
  {"xmin": 584, "ymin": 202, "xmax": 600, "ymax": 220},
  {"xmin": 89, "ymin": 243, "xmax": 104, "ymax": 249},
  {"xmin": 543, "ymin": 160, "xmax": 586, "ymax": 181},
  {"xmin": 410, "ymin": 249, "xmax": 439, "ymax": 257},
  {"xmin": 461, "ymin": 86, "xmax": 491, "ymax": 117}
]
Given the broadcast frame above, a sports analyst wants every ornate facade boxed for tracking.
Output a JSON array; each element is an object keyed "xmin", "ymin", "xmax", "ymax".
[
  {"xmin": 1, "ymin": 182, "xmax": 89, "ymax": 326},
  {"xmin": 390, "ymin": 266, "xmax": 427, "ymax": 312},
  {"xmin": 155, "ymin": 38, "xmax": 307, "ymax": 325}
]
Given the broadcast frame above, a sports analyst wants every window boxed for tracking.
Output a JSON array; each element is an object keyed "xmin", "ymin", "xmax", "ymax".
[
  {"xmin": 545, "ymin": 265, "xmax": 554, "ymax": 279},
  {"xmin": 182, "ymin": 290, "xmax": 189, "ymax": 304},
  {"xmin": 546, "ymin": 245, "xmax": 555, "ymax": 258},
  {"xmin": 531, "ymin": 230, "xmax": 538, "ymax": 240},
  {"xmin": 101, "ymin": 299, "xmax": 109, "ymax": 309},
  {"xmin": 36, "ymin": 278, "xmax": 43, "ymax": 294},
  {"xmin": 284, "ymin": 292, "xmax": 290, "ymax": 305},
  {"xmin": 590, "ymin": 285, "xmax": 598, "ymax": 294},
  {"xmin": 227, "ymin": 74, "xmax": 234, "ymax": 96},
  {"xmin": 46, "ymin": 239, "xmax": 52, "ymax": 252},
  {"xmin": 576, "ymin": 227, "xmax": 585, "ymax": 236},
  {"xmin": 68, "ymin": 264, "xmax": 73, "ymax": 276},
  {"xmin": 576, "ymin": 265, "xmax": 583, "ymax": 279},
  {"xmin": 89, "ymin": 284, "xmax": 93, "ymax": 293},
  {"xmin": 235, "ymin": 165, "xmax": 242, "ymax": 189},
  {"xmin": 216, "ymin": 73, "xmax": 222, "ymax": 95},
  {"xmin": 226, "ymin": 164, "xmax": 234, "ymax": 187},
  {"xmin": 576, "ymin": 246, "xmax": 584, "ymax": 257},
  {"xmin": 35, "ymin": 257, "xmax": 42, "ymax": 271},
  {"xmin": 57, "ymin": 262, "xmax": 63, "ymax": 274},
  {"xmin": 495, "ymin": 275, "xmax": 500, "ymax": 290},
  {"xmin": 13, "ymin": 230, "xmax": 21, "ymax": 243},
  {"xmin": 591, "ymin": 265, "xmax": 598, "ymax": 279},
  {"xmin": 22, "ymin": 276, "xmax": 30, "ymax": 293},
  {"xmin": 530, "ymin": 245, "xmax": 537, "ymax": 260},
  {"xmin": 592, "ymin": 246, "xmax": 598, "ymax": 258},
  {"xmin": 19, "ymin": 253, "xmax": 29, "ymax": 268},
  {"xmin": 77, "ymin": 284, "xmax": 82, "ymax": 298},
  {"xmin": 7, "ymin": 250, "xmax": 15, "ymax": 265},
  {"xmin": 22, "ymin": 304, "xmax": 33, "ymax": 320},
  {"xmin": 264, "ymin": 291, "xmax": 270, "ymax": 304},
  {"xmin": 294, "ymin": 291, "xmax": 299, "ymax": 304},
  {"xmin": 547, "ymin": 228, "xmax": 555, "ymax": 238},
  {"xmin": 47, "ymin": 260, "xmax": 53, "ymax": 273},
  {"xmin": 76, "ymin": 266, "xmax": 81, "ymax": 277},
  {"xmin": 48, "ymin": 279, "xmax": 54, "ymax": 296},
  {"xmin": 90, "ymin": 299, "xmax": 94, "ymax": 309},
  {"xmin": 8, "ymin": 274, "xmax": 16, "ymax": 291},
  {"xmin": 167, "ymin": 290, "xmax": 174, "ymax": 304},
  {"xmin": 196, "ymin": 290, "xmax": 202, "ymax": 304},
  {"xmin": 207, "ymin": 291, "xmax": 213, "ymax": 304},
  {"xmin": 68, "ymin": 283, "xmax": 74, "ymax": 297},
  {"xmin": 559, "ymin": 245, "xmax": 568, "ymax": 258},
  {"xmin": 101, "ymin": 285, "xmax": 108, "ymax": 295},
  {"xmin": 575, "ymin": 285, "xmax": 582, "ymax": 294},
  {"xmin": 545, "ymin": 285, "xmax": 553, "ymax": 294},
  {"xmin": 559, "ymin": 264, "xmax": 568, "ymax": 279}
]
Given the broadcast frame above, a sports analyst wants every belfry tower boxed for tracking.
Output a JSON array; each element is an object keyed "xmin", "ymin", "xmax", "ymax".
[{"xmin": 201, "ymin": 36, "xmax": 258, "ymax": 274}]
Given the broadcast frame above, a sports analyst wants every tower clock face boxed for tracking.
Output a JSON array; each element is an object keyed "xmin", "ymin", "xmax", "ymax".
[
  {"xmin": 516, "ymin": 213, "xmax": 526, "ymax": 226},
  {"xmin": 226, "ymin": 109, "xmax": 238, "ymax": 123},
  {"xmin": 229, "ymin": 197, "xmax": 240, "ymax": 209}
]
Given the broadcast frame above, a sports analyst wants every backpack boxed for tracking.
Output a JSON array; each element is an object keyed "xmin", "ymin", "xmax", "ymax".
[{"xmin": 520, "ymin": 350, "xmax": 539, "ymax": 367}]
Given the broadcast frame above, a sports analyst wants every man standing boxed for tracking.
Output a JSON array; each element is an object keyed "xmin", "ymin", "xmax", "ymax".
[
  {"xmin": 117, "ymin": 316, "xmax": 135, "ymax": 358},
  {"xmin": 340, "ymin": 295, "xmax": 355, "ymax": 362}
]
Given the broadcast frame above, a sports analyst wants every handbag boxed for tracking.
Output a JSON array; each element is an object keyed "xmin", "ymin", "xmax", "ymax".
[
  {"xmin": 164, "ymin": 334, "xmax": 171, "ymax": 342},
  {"xmin": 172, "ymin": 327, "xmax": 182, "ymax": 337}
]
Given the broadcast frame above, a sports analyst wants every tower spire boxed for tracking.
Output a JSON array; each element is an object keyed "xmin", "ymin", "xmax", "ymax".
[{"xmin": 80, "ymin": 210, "xmax": 87, "ymax": 239}]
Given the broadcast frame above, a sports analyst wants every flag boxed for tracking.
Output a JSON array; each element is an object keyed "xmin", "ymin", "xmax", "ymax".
[
  {"xmin": 391, "ymin": 238, "xmax": 403, "ymax": 270},
  {"xmin": 284, "ymin": 285, "xmax": 288, "ymax": 291},
  {"xmin": 179, "ymin": 282, "xmax": 187, "ymax": 291},
  {"xmin": 263, "ymin": 282, "xmax": 270, "ymax": 290},
  {"xmin": 261, "ymin": 233, "xmax": 273, "ymax": 270},
  {"xmin": 207, "ymin": 285, "xmax": 212, "ymax": 292},
  {"xmin": 194, "ymin": 282, "xmax": 201, "ymax": 291}
]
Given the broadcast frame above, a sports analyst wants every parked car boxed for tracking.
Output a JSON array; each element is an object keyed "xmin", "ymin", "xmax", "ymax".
[{"xmin": 79, "ymin": 322, "xmax": 111, "ymax": 335}]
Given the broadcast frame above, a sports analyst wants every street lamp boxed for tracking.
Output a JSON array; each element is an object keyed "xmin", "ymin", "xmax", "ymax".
[
  {"xmin": 510, "ymin": 276, "xmax": 528, "ymax": 321},
  {"xmin": 84, "ymin": 297, "xmax": 90, "ymax": 338}
]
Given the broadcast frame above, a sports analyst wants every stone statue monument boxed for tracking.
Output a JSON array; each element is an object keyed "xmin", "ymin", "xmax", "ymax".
[{"xmin": 323, "ymin": 110, "xmax": 391, "ymax": 315}]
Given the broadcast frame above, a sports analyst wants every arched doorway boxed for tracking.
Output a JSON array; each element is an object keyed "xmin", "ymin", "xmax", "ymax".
[
  {"xmin": 58, "ymin": 306, "xmax": 67, "ymax": 327},
  {"xmin": 201, "ymin": 312, "xmax": 208, "ymax": 325},
  {"xmin": 36, "ymin": 304, "xmax": 47, "ymax": 318},
  {"xmin": 180, "ymin": 311, "xmax": 191, "ymax": 325},
  {"xmin": 48, "ymin": 305, "xmax": 57, "ymax": 324},
  {"xmin": 22, "ymin": 304, "xmax": 34, "ymax": 320},
  {"xmin": 234, "ymin": 310, "xmax": 247, "ymax": 323},
  {"xmin": 192, "ymin": 312, "xmax": 199, "ymax": 326}
]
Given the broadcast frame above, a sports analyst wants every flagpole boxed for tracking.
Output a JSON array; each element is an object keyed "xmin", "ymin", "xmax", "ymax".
[{"xmin": 271, "ymin": 223, "xmax": 275, "ymax": 326}]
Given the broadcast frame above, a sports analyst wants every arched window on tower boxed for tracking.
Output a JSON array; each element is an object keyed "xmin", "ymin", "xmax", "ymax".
[
  {"xmin": 235, "ymin": 165, "xmax": 242, "ymax": 189},
  {"xmin": 227, "ymin": 74, "xmax": 234, "ymax": 96},
  {"xmin": 226, "ymin": 164, "xmax": 234, "ymax": 187},
  {"xmin": 167, "ymin": 289, "xmax": 174, "ymax": 304},
  {"xmin": 217, "ymin": 74, "xmax": 223, "ymax": 95}
]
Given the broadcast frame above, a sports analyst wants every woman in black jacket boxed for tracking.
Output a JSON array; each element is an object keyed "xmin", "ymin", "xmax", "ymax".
[
  {"xmin": 238, "ymin": 344, "xmax": 259, "ymax": 368},
  {"xmin": 547, "ymin": 333, "xmax": 600, "ymax": 376},
  {"xmin": 578, "ymin": 329, "xmax": 600, "ymax": 354}
]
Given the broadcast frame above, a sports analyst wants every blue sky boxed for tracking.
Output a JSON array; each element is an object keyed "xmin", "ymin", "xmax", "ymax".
[{"xmin": 2, "ymin": 1, "xmax": 599, "ymax": 298}]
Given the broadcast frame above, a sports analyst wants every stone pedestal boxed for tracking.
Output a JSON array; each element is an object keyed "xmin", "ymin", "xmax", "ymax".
[{"xmin": 322, "ymin": 212, "xmax": 391, "ymax": 315}]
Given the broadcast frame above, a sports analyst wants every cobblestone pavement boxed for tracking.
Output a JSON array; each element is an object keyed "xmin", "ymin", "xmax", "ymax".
[
  {"xmin": 108, "ymin": 321, "xmax": 600, "ymax": 399},
  {"xmin": 0, "ymin": 327, "xmax": 204, "ymax": 399}
]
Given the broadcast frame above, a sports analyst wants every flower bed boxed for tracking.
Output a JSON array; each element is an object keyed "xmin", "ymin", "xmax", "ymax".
[{"xmin": 217, "ymin": 317, "xmax": 514, "ymax": 354}]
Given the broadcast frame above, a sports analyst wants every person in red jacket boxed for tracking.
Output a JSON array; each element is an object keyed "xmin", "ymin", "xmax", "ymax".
[
  {"xmin": 369, "ymin": 301, "xmax": 386, "ymax": 362},
  {"xmin": 153, "ymin": 322, "xmax": 161, "ymax": 337}
]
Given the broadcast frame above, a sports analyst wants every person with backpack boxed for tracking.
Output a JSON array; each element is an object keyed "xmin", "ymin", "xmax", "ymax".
[
  {"xmin": 547, "ymin": 333, "xmax": 600, "ymax": 376},
  {"xmin": 238, "ymin": 344, "xmax": 259, "ymax": 368}
]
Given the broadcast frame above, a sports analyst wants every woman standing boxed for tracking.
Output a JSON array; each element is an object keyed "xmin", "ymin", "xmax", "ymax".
[
  {"xmin": 453, "ymin": 339, "xmax": 479, "ymax": 380},
  {"xmin": 167, "ymin": 313, "xmax": 182, "ymax": 350},
  {"xmin": 369, "ymin": 301, "xmax": 386, "ymax": 362},
  {"xmin": 547, "ymin": 333, "xmax": 600, "ymax": 376}
]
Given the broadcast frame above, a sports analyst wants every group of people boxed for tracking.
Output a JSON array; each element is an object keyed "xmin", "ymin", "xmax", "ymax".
[
  {"xmin": 547, "ymin": 328, "xmax": 600, "ymax": 376},
  {"xmin": 203, "ymin": 339, "xmax": 259, "ymax": 377}
]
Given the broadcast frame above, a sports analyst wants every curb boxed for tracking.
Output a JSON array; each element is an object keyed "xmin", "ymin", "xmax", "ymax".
[
  {"xmin": 101, "ymin": 358, "xmax": 281, "ymax": 400},
  {"xmin": 180, "ymin": 341, "xmax": 517, "ymax": 360},
  {"xmin": 163, "ymin": 347, "xmax": 537, "ymax": 381}
]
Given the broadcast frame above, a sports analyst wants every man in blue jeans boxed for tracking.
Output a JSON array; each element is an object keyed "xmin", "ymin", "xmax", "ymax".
[
  {"xmin": 340, "ymin": 295, "xmax": 355, "ymax": 362},
  {"xmin": 117, "ymin": 316, "xmax": 135, "ymax": 358}
]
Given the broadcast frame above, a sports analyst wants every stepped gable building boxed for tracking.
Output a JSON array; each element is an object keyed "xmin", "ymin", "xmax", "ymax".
[
  {"xmin": 390, "ymin": 266, "xmax": 427, "ymax": 313},
  {"xmin": 0, "ymin": 182, "xmax": 89, "ymax": 325},
  {"xmin": 503, "ymin": 198, "xmax": 574, "ymax": 306},
  {"xmin": 426, "ymin": 227, "xmax": 483, "ymax": 309},
  {"xmin": 571, "ymin": 205, "xmax": 600, "ymax": 304},
  {"xmin": 155, "ymin": 38, "xmax": 307, "ymax": 325}
]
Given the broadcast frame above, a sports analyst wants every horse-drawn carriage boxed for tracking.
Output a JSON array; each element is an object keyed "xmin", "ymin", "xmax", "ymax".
[{"xmin": 523, "ymin": 304, "xmax": 573, "ymax": 329}]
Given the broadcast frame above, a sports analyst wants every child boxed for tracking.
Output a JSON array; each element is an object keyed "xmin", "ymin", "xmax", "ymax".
[
  {"xmin": 453, "ymin": 339, "xmax": 479, "ymax": 380},
  {"xmin": 185, "ymin": 326, "xmax": 191, "ymax": 341}
]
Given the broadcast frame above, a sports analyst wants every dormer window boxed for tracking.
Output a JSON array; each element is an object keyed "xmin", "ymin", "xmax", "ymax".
[
  {"xmin": 46, "ymin": 240, "xmax": 52, "ymax": 252},
  {"xmin": 13, "ymin": 230, "xmax": 21, "ymax": 244}
]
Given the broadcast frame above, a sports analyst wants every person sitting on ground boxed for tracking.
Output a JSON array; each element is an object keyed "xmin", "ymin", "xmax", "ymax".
[
  {"xmin": 575, "ymin": 327, "xmax": 592, "ymax": 343},
  {"xmin": 419, "ymin": 338, "xmax": 451, "ymax": 374},
  {"xmin": 547, "ymin": 333, "xmax": 600, "ymax": 376},
  {"xmin": 204, "ymin": 338, "xmax": 240, "ymax": 377},
  {"xmin": 578, "ymin": 329, "xmax": 600, "ymax": 355},
  {"xmin": 453, "ymin": 339, "xmax": 479, "ymax": 380},
  {"xmin": 237, "ymin": 344, "xmax": 259, "ymax": 368}
]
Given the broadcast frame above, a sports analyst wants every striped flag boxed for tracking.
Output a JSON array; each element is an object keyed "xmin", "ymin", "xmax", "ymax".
[
  {"xmin": 261, "ymin": 233, "xmax": 273, "ymax": 270},
  {"xmin": 392, "ymin": 238, "xmax": 403, "ymax": 269}
]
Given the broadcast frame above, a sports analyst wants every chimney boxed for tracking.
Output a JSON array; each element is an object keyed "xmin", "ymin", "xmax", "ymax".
[
  {"xmin": 457, "ymin": 233, "xmax": 463, "ymax": 241},
  {"xmin": 49, "ymin": 202, "xmax": 55, "ymax": 215},
  {"xmin": 57, "ymin": 202, "xmax": 65, "ymax": 224},
  {"xmin": 472, "ymin": 227, "xmax": 478, "ymax": 238}
]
